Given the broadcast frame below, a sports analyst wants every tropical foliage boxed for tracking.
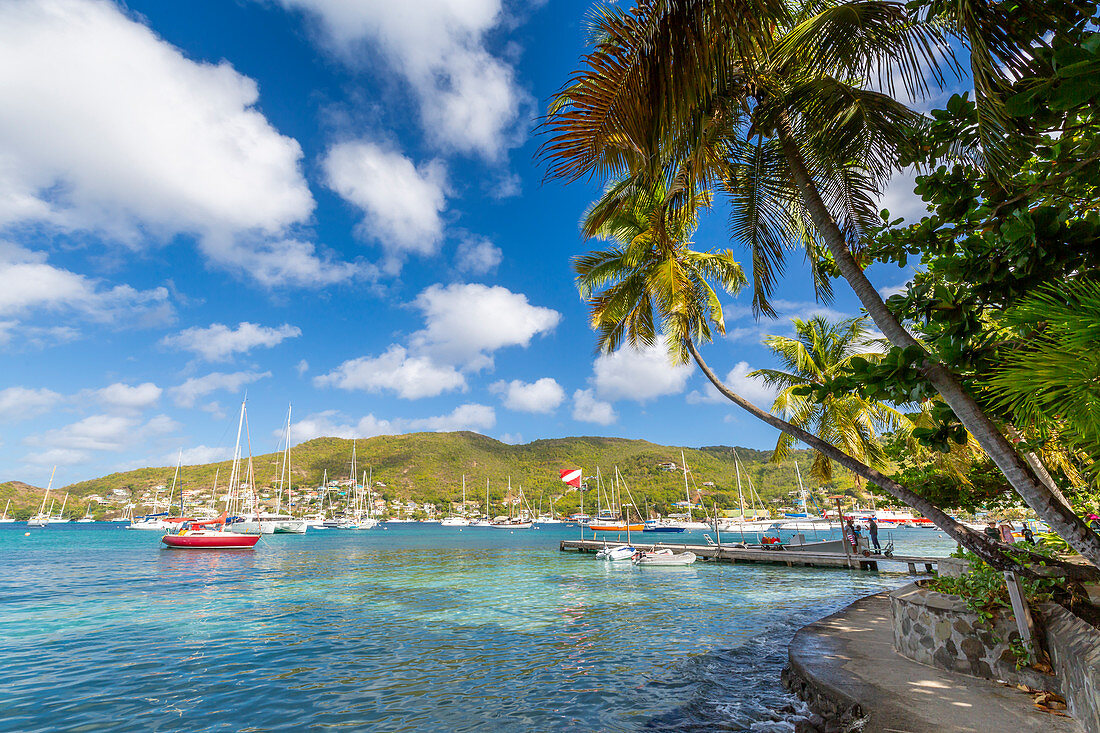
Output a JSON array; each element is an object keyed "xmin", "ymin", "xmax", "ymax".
[
  {"xmin": 544, "ymin": 0, "xmax": 1100, "ymax": 567},
  {"xmin": 751, "ymin": 316, "xmax": 906, "ymax": 481}
]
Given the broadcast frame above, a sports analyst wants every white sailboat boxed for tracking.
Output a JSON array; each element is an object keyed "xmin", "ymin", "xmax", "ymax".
[
  {"xmin": 489, "ymin": 478, "xmax": 532, "ymax": 529},
  {"xmin": 225, "ymin": 401, "xmax": 271, "ymax": 535},
  {"xmin": 77, "ymin": 499, "xmax": 96, "ymax": 522},
  {"xmin": 440, "ymin": 475, "xmax": 471, "ymax": 526},
  {"xmin": 353, "ymin": 467, "xmax": 378, "ymax": 529},
  {"xmin": 52, "ymin": 493, "xmax": 71, "ymax": 523},
  {"xmin": 0, "ymin": 499, "xmax": 15, "ymax": 523},
  {"xmin": 468, "ymin": 478, "xmax": 494, "ymax": 526},
  {"xmin": 665, "ymin": 452, "xmax": 709, "ymax": 530},
  {"xmin": 27, "ymin": 467, "xmax": 56, "ymax": 527},
  {"xmin": 271, "ymin": 404, "xmax": 307, "ymax": 534}
]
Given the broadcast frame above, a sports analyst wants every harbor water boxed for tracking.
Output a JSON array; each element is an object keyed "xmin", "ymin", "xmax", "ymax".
[{"xmin": 0, "ymin": 523, "xmax": 955, "ymax": 732}]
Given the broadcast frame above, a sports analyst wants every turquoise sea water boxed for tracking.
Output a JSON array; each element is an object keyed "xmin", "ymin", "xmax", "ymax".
[{"xmin": 0, "ymin": 524, "xmax": 955, "ymax": 732}]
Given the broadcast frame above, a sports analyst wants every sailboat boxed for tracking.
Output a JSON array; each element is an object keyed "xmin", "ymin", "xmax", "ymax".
[
  {"xmin": 713, "ymin": 450, "xmax": 777, "ymax": 533},
  {"xmin": 77, "ymin": 499, "xmax": 96, "ymax": 522},
  {"xmin": 270, "ymin": 404, "xmax": 307, "ymax": 534},
  {"xmin": 589, "ymin": 468, "xmax": 643, "ymax": 531},
  {"xmin": 221, "ymin": 400, "xmax": 270, "ymax": 536},
  {"xmin": 0, "ymin": 499, "xmax": 14, "ymax": 523},
  {"xmin": 51, "ymin": 493, "xmax": 72, "ymax": 523},
  {"xmin": 353, "ymin": 467, "xmax": 378, "ymax": 529},
  {"xmin": 440, "ymin": 475, "xmax": 471, "ymax": 526},
  {"xmin": 489, "ymin": 478, "xmax": 532, "ymax": 529},
  {"xmin": 664, "ymin": 452, "xmax": 710, "ymax": 530},
  {"xmin": 468, "ymin": 478, "xmax": 493, "ymax": 527},
  {"xmin": 162, "ymin": 511, "xmax": 261, "ymax": 550},
  {"xmin": 27, "ymin": 467, "xmax": 56, "ymax": 527}
]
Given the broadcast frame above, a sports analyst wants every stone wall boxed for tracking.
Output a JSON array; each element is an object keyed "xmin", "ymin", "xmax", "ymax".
[
  {"xmin": 889, "ymin": 583, "xmax": 1060, "ymax": 692},
  {"xmin": 1039, "ymin": 601, "xmax": 1100, "ymax": 732}
]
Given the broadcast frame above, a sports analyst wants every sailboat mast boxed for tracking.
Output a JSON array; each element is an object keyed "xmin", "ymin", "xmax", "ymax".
[
  {"xmin": 228, "ymin": 400, "xmax": 246, "ymax": 516},
  {"xmin": 681, "ymin": 450, "xmax": 691, "ymax": 523},
  {"xmin": 38, "ymin": 466, "xmax": 56, "ymax": 516},
  {"xmin": 735, "ymin": 456, "xmax": 746, "ymax": 520},
  {"xmin": 168, "ymin": 448, "xmax": 182, "ymax": 516}
]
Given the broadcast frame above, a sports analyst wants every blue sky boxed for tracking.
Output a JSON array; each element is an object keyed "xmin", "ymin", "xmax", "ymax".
[{"xmin": 0, "ymin": 0, "xmax": 928, "ymax": 483}]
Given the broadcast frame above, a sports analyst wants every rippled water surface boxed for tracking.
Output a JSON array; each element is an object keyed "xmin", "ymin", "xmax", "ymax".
[{"xmin": 0, "ymin": 524, "xmax": 954, "ymax": 732}]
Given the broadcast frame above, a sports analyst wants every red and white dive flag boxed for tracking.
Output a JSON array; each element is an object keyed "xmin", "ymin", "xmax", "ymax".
[{"xmin": 559, "ymin": 468, "xmax": 583, "ymax": 488}]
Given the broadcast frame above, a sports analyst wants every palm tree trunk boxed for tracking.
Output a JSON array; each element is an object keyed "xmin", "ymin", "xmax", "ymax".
[
  {"xmin": 684, "ymin": 339, "xmax": 1014, "ymax": 569},
  {"xmin": 776, "ymin": 122, "xmax": 1100, "ymax": 569}
]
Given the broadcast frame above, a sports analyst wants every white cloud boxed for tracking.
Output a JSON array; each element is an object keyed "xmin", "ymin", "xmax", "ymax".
[
  {"xmin": 162, "ymin": 321, "xmax": 301, "ymax": 362},
  {"xmin": 877, "ymin": 282, "xmax": 908, "ymax": 299},
  {"xmin": 314, "ymin": 345, "xmax": 466, "ymax": 399},
  {"xmin": 323, "ymin": 141, "xmax": 447, "ymax": 268},
  {"xmin": 0, "ymin": 0, "xmax": 357, "ymax": 287},
  {"xmin": 23, "ymin": 447, "xmax": 90, "ymax": 466},
  {"xmin": 592, "ymin": 342, "xmax": 692, "ymax": 402},
  {"xmin": 170, "ymin": 445, "xmax": 232, "ymax": 465},
  {"xmin": 296, "ymin": 359, "xmax": 309, "ymax": 376},
  {"xmin": 686, "ymin": 361, "xmax": 778, "ymax": 409},
  {"xmin": 27, "ymin": 412, "xmax": 178, "ymax": 453},
  {"xmin": 572, "ymin": 388, "xmax": 617, "ymax": 426},
  {"xmin": 490, "ymin": 377, "xmax": 564, "ymax": 414},
  {"xmin": 877, "ymin": 167, "xmax": 928, "ymax": 223},
  {"xmin": 498, "ymin": 432, "xmax": 523, "ymax": 445},
  {"xmin": 0, "ymin": 386, "xmax": 63, "ymax": 420},
  {"xmin": 274, "ymin": 0, "xmax": 530, "ymax": 159},
  {"xmin": 170, "ymin": 370, "xmax": 271, "ymax": 408},
  {"xmin": 724, "ymin": 300, "xmax": 850, "ymax": 344},
  {"xmin": 95, "ymin": 382, "xmax": 162, "ymax": 410},
  {"xmin": 410, "ymin": 283, "xmax": 561, "ymax": 370},
  {"xmin": 0, "ymin": 242, "xmax": 173, "ymax": 327},
  {"xmin": 405, "ymin": 403, "xmax": 495, "ymax": 433},
  {"xmin": 287, "ymin": 403, "xmax": 495, "ymax": 444},
  {"xmin": 454, "ymin": 236, "xmax": 502, "ymax": 274}
]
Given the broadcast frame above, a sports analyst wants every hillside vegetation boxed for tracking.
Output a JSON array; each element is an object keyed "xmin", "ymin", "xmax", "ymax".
[{"xmin": 1, "ymin": 432, "xmax": 860, "ymax": 519}]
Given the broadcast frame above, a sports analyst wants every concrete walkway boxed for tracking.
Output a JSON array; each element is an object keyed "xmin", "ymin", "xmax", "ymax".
[{"xmin": 786, "ymin": 592, "xmax": 1081, "ymax": 732}]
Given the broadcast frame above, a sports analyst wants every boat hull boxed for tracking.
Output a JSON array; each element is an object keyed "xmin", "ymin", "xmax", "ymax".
[
  {"xmin": 162, "ymin": 533, "xmax": 260, "ymax": 549},
  {"xmin": 633, "ymin": 550, "xmax": 696, "ymax": 566},
  {"xmin": 642, "ymin": 525, "xmax": 685, "ymax": 533},
  {"xmin": 589, "ymin": 523, "xmax": 644, "ymax": 532}
]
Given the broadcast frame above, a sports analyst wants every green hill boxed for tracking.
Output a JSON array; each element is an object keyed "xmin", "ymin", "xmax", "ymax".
[{"xmin": 0, "ymin": 432, "xmax": 859, "ymax": 520}]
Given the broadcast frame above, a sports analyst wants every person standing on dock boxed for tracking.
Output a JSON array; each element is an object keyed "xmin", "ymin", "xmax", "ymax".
[{"xmin": 868, "ymin": 517, "xmax": 880, "ymax": 551}]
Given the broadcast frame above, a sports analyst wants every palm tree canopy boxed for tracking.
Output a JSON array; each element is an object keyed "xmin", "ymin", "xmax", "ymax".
[
  {"xmin": 575, "ymin": 175, "xmax": 747, "ymax": 363},
  {"xmin": 750, "ymin": 315, "xmax": 908, "ymax": 480},
  {"xmin": 542, "ymin": 0, "xmax": 963, "ymax": 316}
]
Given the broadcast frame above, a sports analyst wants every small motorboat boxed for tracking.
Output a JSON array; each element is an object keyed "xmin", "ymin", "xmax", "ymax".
[
  {"xmin": 161, "ymin": 513, "xmax": 260, "ymax": 550},
  {"xmin": 595, "ymin": 544, "xmax": 636, "ymax": 561},
  {"xmin": 632, "ymin": 548, "xmax": 697, "ymax": 566}
]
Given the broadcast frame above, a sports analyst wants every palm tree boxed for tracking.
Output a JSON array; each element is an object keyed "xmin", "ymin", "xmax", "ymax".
[
  {"xmin": 543, "ymin": 0, "xmax": 1100, "ymax": 567},
  {"xmin": 578, "ymin": 174, "xmax": 1016, "ymax": 568},
  {"xmin": 751, "ymin": 316, "xmax": 906, "ymax": 484}
]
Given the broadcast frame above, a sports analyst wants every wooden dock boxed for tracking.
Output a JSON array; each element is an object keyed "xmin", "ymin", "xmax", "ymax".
[{"xmin": 560, "ymin": 539, "xmax": 942, "ymax": 574}]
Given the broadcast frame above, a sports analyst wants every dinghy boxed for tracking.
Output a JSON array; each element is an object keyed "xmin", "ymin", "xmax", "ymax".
[
  {"xmin": 632, "ymin": 548, "xmax": 696, "ymax": 566},
  {"xmin": 595, "ymin": 544, "xmax": 635, "ymax": 561}
]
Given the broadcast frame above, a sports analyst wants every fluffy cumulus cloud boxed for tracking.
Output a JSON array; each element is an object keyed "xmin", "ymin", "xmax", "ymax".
[
  {"xmin": 591, "ymin": 342, "xmax": 692, "ymax": 402},
  {"xmin": 95, "ymin": 382, "xmax": 162, "ymax": 410},
  {"xmin": 724, "ymin": 300, "xmax": 850, "ymax": 344},
  {"xmin": 274, "ymin": 0, "xmax": 529, "ymax": 159},
  {"xmin": 686, "ymin": 361, "xmax": 778, "ymax": 409},
  {"xmin": 169, "ymin": 370, "xmax": 271, "ymax": 408},
  {"xmin": 490, "ymin": 378, "xmax": 564, "ymax": 414},
  {"xmin": 162, "ymin": 321, "xmax": 301, "ymax": 362},
  {"xmin": 0, "ymin": 242, "xmax": 173, "ymax": 331},
  {"xmin": 287, "ymin": 404, "xmax": 494, "ymax": 444},
  {"xmin": 314, "ymin": 345, "xmax": 466, "ymax": 399},
  {"xmin": 323, "ymin": 141, "xmax": 447, "ymax": 268},
  {"xmin": 24, "ymin": 412, "xmax": 179, "ymax": 465},
  {"xmin": 410, "ymin": 283, "xmax": 561, "ymax": 370},
  {"xmin": 0, "ymin": 0, "xmax": 356, "ymax": 287},
  {"xmin": 572, "ymin": 388, "xmax": 617, "ymax": 426},
  {"xmin": 0, "ymin": 386, "xmax": 63, "ymax": 420},
  {"xmin": 454, "ymin": 236, "xmax": 502, "ymax": 275},
  {"xmin": 171, "ymin": 445, "xmax": 232, "ymax": 466}
]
